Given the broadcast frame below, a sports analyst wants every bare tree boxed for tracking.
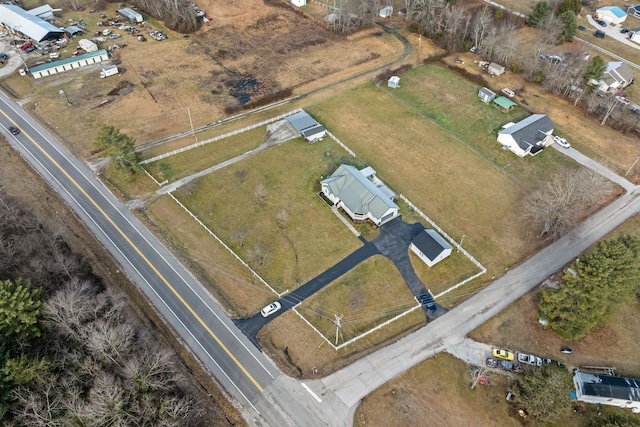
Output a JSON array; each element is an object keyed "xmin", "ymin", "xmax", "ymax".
[
  {"xmin": 233, "ymin": 227, "xmax": 248, "ymax": 247},
  {"xmin": 249, "ymin": 244, "xmax": 270, "ymax": 266},
  {"xmin": 600, "ymin": 96, "xmax": 622, "ymax": 126},
  {"xmin": 524, "ymin": 169, "xmax": 615, "ymax": 240},
  {"xmin": 276, "ymin": 209, "xmax": 289, "ymax": 229},
  {"xmin": 254, "ymin": 183, "xmax": 268, "ymax": 205}
]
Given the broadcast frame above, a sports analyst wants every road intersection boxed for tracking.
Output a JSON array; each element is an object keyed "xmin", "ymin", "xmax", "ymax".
[{"xmin": 2, "ymin": 84, "xmax": 640, "ymax": 426}]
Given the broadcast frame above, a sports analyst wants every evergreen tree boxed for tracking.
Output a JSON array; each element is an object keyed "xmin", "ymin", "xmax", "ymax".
[
  {"xmin": 539, "ymin": 236, "xmax": 640, "ymax": 340},
  {"xmin": 93, "ymin": 125, "xmax": 141, "ymax": 173},
  {"xmin": 0, "ymin": 279, "xmax": 42, "ymax": 341},
  {"xmin": 583, "ymin": 56, "xmax": 606, "ymax": 85},
  {"xmin": 557, "ymin": 0, "xmax": 581, "ymax": 15},
  {"xmin": 557, "ymin": 11, "xmax": 577, "ymax": 44},
  {"xmin": 527, "ymin": 1, "xmax": 551, "ymax": 27}
]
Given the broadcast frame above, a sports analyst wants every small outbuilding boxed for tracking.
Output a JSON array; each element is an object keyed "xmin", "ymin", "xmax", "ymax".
[
  {"xmin": 629, "ymin": 5, "xmax": 640, "ymax": 19},
  {"xmin": 286, "ymin": 110, "xmax": 326, "ymax": 142},
  {"xmin": 388, "ymin": 76, "xmax": 400, "ymax": 88},
  {"xmin": 26, "ymin": 4, "xmax": 56, "ymax": 21},
  {"xmin": 596, "ymin": 6, "xmax": 627, "ymax": 24},
  {"xmin": 301, "ymin": 124, "xmax": 326, "ymax": 142},
  {"xmin": 78, "ymin": 39, "xmax": 98, "ymax": 53},
  {"xmin": 379, "ymin": 6, "xmax": 393, "ymax": 18},
  {"xmin": 65, "ymin": 25, "xmax": 83, "ymax": 37},
  {"xmin": 117, "ymin": 7, "xmax": 143, "ymax": 23},
  {"xmin": 488, "ymin": 62, "xmax": 505, "ymax": 76},
  {"xmin": 493, "ymin": 96, "xmax": 517, "ymax": 112},
  {"xmin": 478, "ymin": 87, "xmax": 496, "ymax": 103},
  {"xmin": 410, "ymin": 229, "xmax": 452, "ymax": 268}
]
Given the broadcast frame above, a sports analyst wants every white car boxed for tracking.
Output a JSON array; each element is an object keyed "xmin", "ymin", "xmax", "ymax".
[
  {"xmin": 553, "ymin": 135, "xmax": 570, "ymax": 148},
  {"xmin": 260, "ymin": 301, "xmax": 281, "ymax": 317},
  {"xmin": 501, "ymin": 88, "xmax": 515, "ymax": 98}
]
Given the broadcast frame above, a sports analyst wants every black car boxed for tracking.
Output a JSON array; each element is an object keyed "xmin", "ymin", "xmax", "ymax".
[
  {"xmin": 577, "ymin": 25, "xmax": 586, "ymax": 31},
  {"xmin": 596, "ymin": 20, "xmax": 607, "ymax": 27},
  {"xmin": 0, "ymin": 53, "xmax": 8, "ymax": 60},
  {"xmin": 594, "ymin": 30, "xmax": 605, "ymax": 38},
  {"xmin": 417, "ymin": 293, "xmax": 437, "ymax": 313},
  {"xmin": 8, "ymin": 126, "xmax": 20, "ymax": 135},
  {"xmin": 621, "ymin": 28, "xmax": 630, "ymax": 34}
]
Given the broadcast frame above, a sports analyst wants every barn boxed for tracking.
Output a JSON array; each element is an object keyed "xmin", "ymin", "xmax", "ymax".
[
  {"xmin": 410, "ymin": 229, "xmax": 453, "ymax": 268},
  {"xmin": 117, "ymin": 7, "xmax": 144, "ymax": 23},
  {"xmin": 286, "ymin": 111, "xmax": 327, "ymax": 142},
  {"xmin": 29, "ymin": 50, "xmax": 109, "ymax": 79},
  {"xmin": 595, "ymin": 6, "xmax": 627, "ymax": 24},
  {"xmin": 0, "ymin": 4, "xmax": 64, "ymax": 42}
]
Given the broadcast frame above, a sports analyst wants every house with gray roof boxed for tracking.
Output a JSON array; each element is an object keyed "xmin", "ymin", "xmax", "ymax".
[
  {"xmin": 0, "ymin": 4, "xmax": 64, "ymax": 42},
  {"xmin": 497, "ymin": 114, "xmax": 555, "ymax": 157},
  {"xmin": 599, "ymin": 62, "xmax": 634, "ymax": 92},
  {"xmin": 410, "ymin": 229, "xmax": 452, "ymax": 267},
  {"xmin": 321, "ymin": 164, "xmax": 399, "ymax": 226},
  {"xmin": 574, "ymin": 371, "xmax": 640, "ymax": 412}
]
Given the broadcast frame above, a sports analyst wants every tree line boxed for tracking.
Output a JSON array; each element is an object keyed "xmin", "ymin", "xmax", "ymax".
[{"xmin": 0, "ymin": 189, "xmax": 213, "ymax": 425}]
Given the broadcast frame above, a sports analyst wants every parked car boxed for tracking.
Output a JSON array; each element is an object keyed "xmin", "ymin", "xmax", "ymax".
[
  {"xmin": 596, "ymin": 20, "xmax": 607, "ymax": 27},
  {"xmin": 517, "ymin": 353, "xmax": 543, "ymax": 366},
  {"xmin": 8, "ymin": 126, "xmax": 20, "ymax": 135},
  {"xmin": 501, "ymin": 88, "xmax": 515, "ymax": 98},
  {"xmin": 486, "ymin": 358, "xmax": 521, "ymax": 372},
  {"xmin": 18, "ymin": 68, "xmax": 27, "ymax": 76},
  {"xmin": 554, "ymin": 135, "xmax": 571, "ymax": 148},
  {"xmin": 594, "ymin": 30, "xmax": 605, "ymax": 38},
  {"xmin": 560, "ymin": 347, "xmax": 574, "ymax": 354},
  {"xmin": 577, "ymin": 25, "xmax": 586, "ymax": 31},
  {"xmin": 492, "ymin": 348, "xmax": 515, "ymax": 361},
  {"xmin": 417, "ymin": 293, "xmax": 436, "ymax": 313},
  {"xmin": 49, "ymin": 52, "xmax": 59, "ymax": 59},
  {"xmin": 0, "ymin": 53, "xmax": 8, "ymax": 60},
  {"xmin": 615, "ymin": 96, "xmax": 630, "ymax": 105},
  {"xmin": 260, "ymin": 301, "xmax": 281, "ymax": 317},
  {"xmin": 621, "ymin": 28, "xmax": 630, "ymax": 34}
]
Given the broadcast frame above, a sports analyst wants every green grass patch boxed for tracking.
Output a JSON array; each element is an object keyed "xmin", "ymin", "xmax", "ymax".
[
  {"xmin": 297, "ymin": 255, "xmax": 420, "ymax": 343},
  {"xmin": 144, "ymin": 127, "xmax": 266, "ymax": 182},
  {"xmin": 173, "ymin": 138, "xmax": 363, "ymax": 293}
]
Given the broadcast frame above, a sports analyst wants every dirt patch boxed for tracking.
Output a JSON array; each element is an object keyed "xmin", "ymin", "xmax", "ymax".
[{"xmin": 107, "ymin": 80, "xmax": 135, "ymax": 96}]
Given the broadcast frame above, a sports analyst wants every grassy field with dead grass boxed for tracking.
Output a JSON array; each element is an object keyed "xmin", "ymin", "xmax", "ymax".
[
  {"xmin": 470, "ymin": 214, "xmax": 640, "ymax": 378},
  {"xmin": 296, "ymin": 255, "xmax": 420, "ymax": 342},
  {"xmin": 307, "ymin": 76, "xmax": 553, "ymax": 277},
  {"xmin": 169, "ymin": 138, "xmax": 362, "ymax": 297}
]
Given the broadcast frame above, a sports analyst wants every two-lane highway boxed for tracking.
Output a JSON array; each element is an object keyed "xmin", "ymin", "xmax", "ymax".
[{"xmin": 0, "ymin": 91, "xmax": 280, "ymax": 413}]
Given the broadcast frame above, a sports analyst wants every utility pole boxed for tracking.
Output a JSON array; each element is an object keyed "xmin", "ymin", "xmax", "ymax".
[
  {"xmin": 3, "ymin": 24, "xmax": 30, "ymax": 74},
  {"xmin": 333, "ymin": 314, "xmax": 343, "ymax": 345},
  {"xmin": 417, "ymin": 35, "xmax": 422, "ymax": 65},
  {"xmin": 187, "ymin": 107, "xmax": 197, "ymax": 143},
  {"xmin": 626, "ymin": 155, "xmax": 640, "ymax": 177},
  {"xmin": 59, "ymin": 89, "xmax": 71, "ymax": 106},
  {"xmin": 458, "ymin": 234, "xmax": 465, "ymax": 253}
]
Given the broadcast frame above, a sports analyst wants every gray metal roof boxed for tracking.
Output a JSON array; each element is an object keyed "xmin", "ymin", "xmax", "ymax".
[
  {"xmin": 499, "ymin": 114, "xmax": 554, "ymax": 152},
  {"xmin": 412, "ymin": 229, "xmax": 452, "ymax": 261},
  {"xmin": 27, "ymin": 5, "xmax": 55, "ymax": 20},
  {"xmin": 286, "ymin": 111, "xmax": 317, "ymax": 132},
  {"xmin": 30, "ymin": 49, "xmax": 108, "ymax": 73},
  {"xmin": 604, "ymin": 62, "xmax": 634, "ymax": 87},
  {"xmin": 576, "ymin": 372, "xmax": 640, "ymax": 402},
  {"xmin": 321, "ymin": 164, "xmax": 398, "ymax": 219},
  {"xmin": 478, "ymin": 87, "xmax": 495, "ymax": 98},
  {"xmin": 0, "ymin": 4, "xmax": 64, "ymax": 42},
  {"xmin": 301, "ymin": 124, "xmax": 325, "ymax": 138}
]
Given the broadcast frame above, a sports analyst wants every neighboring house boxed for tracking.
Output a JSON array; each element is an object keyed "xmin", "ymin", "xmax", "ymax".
[
  {"xmin": 379, "ymin": 6, "xmax": 393, "ymax": 18},
  {"xmin": 388, "ymin": 76, "xmax": 400, "ymax": 88},
  {"xmin": 629, "ymin": 5, "xmax": 640, "ymax": 19},
  {"xmin": 478, "ymin": 87, "xmax": 496, "ymax": 103},
  {"xmin": 573, "ymin": 371, "xmax": 640, "ymax": 413},
  {"xmin": 286, "ymin": 110, "xmax": 326, "ymax": 142},
  {"xmin": 26, "ymin": 4, "xmax": 57, "ymax": 21},
  {"xmin": 497, "ymin": 114, "xmax": 555, "ymax": 157},
  {"xmin": 595, "ymin": 6, "xmax": 627, "ymax": 24},
  {"xmin": 488, "ymin": 62, "xmax": 505, "ymax": 76},
  {"xmin": 410, "ymin": 229, "xmax": 452, "ymax": 268},
  {"xmin": 599, "ymin": 61, "xmax": 634, "ymax": 92},
  {"xmin": 321, "ymin": 164, "xmax": 399, "ymax": 226},
  {"xmin": 493, "ymin": 96, "xmax": 517, "ymax": 112},
  {"xmin": 0, "ymin": 4, "xmax": 64, "ymax": 42},
  {"xmin": 29, "ymin": 50, "xmax": 109, "ymax": 79}
]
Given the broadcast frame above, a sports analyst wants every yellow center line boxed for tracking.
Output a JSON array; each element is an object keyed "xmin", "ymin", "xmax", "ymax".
[{"xmin": 1, "ymin": 111, "xmax": 264, "ymax": 392}]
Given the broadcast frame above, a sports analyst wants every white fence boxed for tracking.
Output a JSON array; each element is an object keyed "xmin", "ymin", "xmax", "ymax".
[
  {"xmin": 326, "ymin": 130, "xmax": 356, "ymax": 158},
  {"xmin": 140, "ymin": 109, "xmax": 303, "ymax": 165}
]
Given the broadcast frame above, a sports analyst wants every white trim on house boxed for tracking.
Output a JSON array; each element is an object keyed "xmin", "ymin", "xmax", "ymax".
[
  {"xmin": 574, "ymin": 372, "xmax": 640, "ymax": 412},
  {"xmin": 497, "ymin": 114, "xmax": 555, "ymax": 157},
  {"xmin": 410, "ymin": 229, "xmax": 452, "ymax": 267}
]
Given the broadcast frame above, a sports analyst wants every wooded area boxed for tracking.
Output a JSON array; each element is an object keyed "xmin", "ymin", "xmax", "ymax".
[{"xmin": 0, "ymin": 189, "xmax": 211, "ymax": 425}]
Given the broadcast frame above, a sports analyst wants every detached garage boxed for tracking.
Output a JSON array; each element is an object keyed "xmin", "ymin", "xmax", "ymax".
[
  {"xmin": 410, "ymin": 229, "xmax": 452, "ymax": 268},
  {"xmin": 30, "ymin": 49, "xmax": 109, "ymax": 79},
  {"xmin": 595, "ymin": 6, "xmax": 627, "ymax": 24}
]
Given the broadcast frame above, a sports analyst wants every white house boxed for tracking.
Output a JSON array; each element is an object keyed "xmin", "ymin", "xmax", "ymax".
[
  {"xmin": 388, "ymin": 76, "xmax": 400, "ymax": 88},
  {"xmin": 596, "ymin": 6, "xmax": 627, "ymax": 24},
  {"xmin": 410, "ymin": 229, "xmax": 452, "ymax": 267},
  {"xmin": 497, "ymin": 114, "xmax": 555, "ymax": 157},
  {"xmin": 598, "ymin": 62, "xmax": 634, "ymax": 92},
  {"xmin": 379, "ymin": 6, "xmax": 393, "ymax": 18},
  {"xmin": 629, "ymin": 5, "xmax": 640, "ymax": 19},
  {"xmin": 478, "ymin": 87, "xmax": 496, "ymax": 103},
  {"xmin": 29, "ymin": 50, "xmax": 109, "ymax": 79},
  {"xmin": 574, "ymin": 371, "xmax": 640, "ymax": 413},
  {"xmin": 487, "ymin": 62, "xmax": 505, "ymax": 76},
  {"xmin": 321, "ymin": 164, "xmax": 399, "ymax": 226}
]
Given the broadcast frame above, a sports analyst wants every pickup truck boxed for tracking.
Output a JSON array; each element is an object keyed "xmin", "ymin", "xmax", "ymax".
[
  {"xmin": 517, "ymin": 353, "xmax": 542, "ymax": 366},
  {"xmin": 486, "ymin": 358, "xmax": 523, "ymax": 373}
]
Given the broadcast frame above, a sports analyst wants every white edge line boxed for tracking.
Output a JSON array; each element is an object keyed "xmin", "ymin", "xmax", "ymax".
[{"xmin": 301, "ymin": 383, "xmax": 323, "ymax": 403}]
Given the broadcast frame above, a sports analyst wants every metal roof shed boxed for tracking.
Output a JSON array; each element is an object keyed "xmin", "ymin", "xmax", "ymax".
[
  {"xmin": 493, "ymin": 96, "xmax": 517, "ymax": 111},
  {"xmin": 286, "ymin": 111, "xmax": 317, "ymax": 132},
  {"xmin": 0, "ymin": 4, "xmax": 65, "ymax": 42},
  {"xmin": 117, "ymin": 7, "xmax": 144, "ymax": 23}
]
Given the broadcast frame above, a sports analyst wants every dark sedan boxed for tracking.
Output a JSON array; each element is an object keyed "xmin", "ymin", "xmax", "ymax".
[{"xmin": 8, "ymin": 126, "xmax": 20, "ymax": 135}]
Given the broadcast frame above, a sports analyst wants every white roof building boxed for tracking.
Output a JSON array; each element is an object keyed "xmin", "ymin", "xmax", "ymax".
[
  {"xmin": 0, "ymin": 4, "xmax": 64, "ymax": 42},
  {"xmin": 596, "ymin": 6, "xmax": 627, "ymax": 25}
]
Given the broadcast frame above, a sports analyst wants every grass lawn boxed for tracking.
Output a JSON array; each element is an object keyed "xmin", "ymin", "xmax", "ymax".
[
  {"xmin": 172, "ymin": 138, "xmax": 362, "ymax": 295},
  {"xmin": 307, "ymin": 75, "xmax": 557, "ymax": 277},
  {"xmin": 470, "ymin": 213, "xmax": 640, "ymax": 378},
  {"xmin": 296, "ymin": 255, "xmax": 420, "ymax": 342},
  {"xmin": 144, "ymin": 126, "xmax": 266, "ymax": 182}
]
